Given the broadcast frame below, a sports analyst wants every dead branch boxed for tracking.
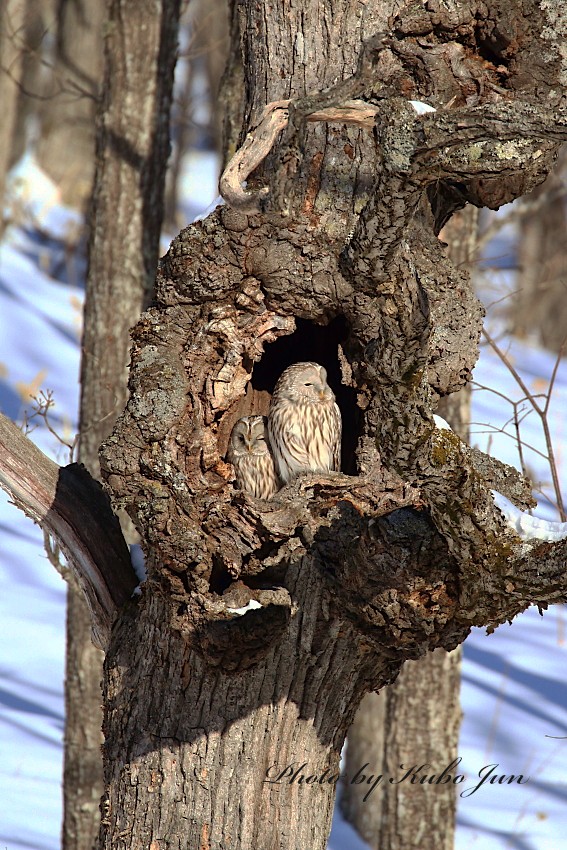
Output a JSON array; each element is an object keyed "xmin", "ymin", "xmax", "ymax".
[{"xmin": 0, "ymin": 412, "xmax": 136, "ymax": 647}]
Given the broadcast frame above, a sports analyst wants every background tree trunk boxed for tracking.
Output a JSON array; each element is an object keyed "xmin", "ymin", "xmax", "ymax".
[
  {"xmin": 64, "ymin": 1, "xmax": 181, "ymax": 848},
  {"xmin": 0, "ymin": 0, "xmax": 26, "ymax": 227},
  {"xmin": 62, "ymin": 581, "xmax": 106, "ymax": 850},
  {"xmin": 35, "ymin": 0, "xmax": 104, "ymax": 209},
  {"xmin": 340, "ymin": 691, "xmax": 387, "ymax": 841},
  {"xmin": 510, "ymin": 146, "xmax": 567, "ymax": 353},
  {"xmin": 164, "ymin": 0, "xmax": 229, "ymax": 230},
  {"xmin": 378, "ymin": 648, "xmax": 463, "ymax": 848}
]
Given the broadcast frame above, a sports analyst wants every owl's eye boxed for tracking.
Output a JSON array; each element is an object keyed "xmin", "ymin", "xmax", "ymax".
[{"xmin": 304, "ymin": 382, "xmax": 313, "ymax": 387}]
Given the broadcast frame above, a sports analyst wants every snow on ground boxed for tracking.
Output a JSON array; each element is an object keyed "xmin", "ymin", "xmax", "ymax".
[{"xmin": 1, "ymin": 159, "xmax": 566, "ymax": 850}]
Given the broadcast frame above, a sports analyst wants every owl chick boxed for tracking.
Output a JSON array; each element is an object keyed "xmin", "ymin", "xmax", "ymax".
[
  {"xmin": 268, "ymin": 361, "xmax": 342, "ymax": 484},
  {"xmin": 227, "ymin": 415, "xmax": 280, "ymax": 499}
]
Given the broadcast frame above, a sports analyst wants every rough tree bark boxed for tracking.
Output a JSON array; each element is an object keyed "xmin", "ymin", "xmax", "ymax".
[
  {"xmin": 510, "ymin": 146, "xmax": 567, "ymax": 353},
  {"xmin": 2, "ymin": 3, "xmax": 567, "ymax": 850},
  {"xmin": 64, "ymin": 1, "xmax": 181, "ymax": 849},
  {"xmin": 341, "ymin": 205, "xmax": 477, "ymax": 849}
]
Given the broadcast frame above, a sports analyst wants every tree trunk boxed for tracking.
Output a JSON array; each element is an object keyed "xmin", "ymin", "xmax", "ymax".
[
  {"xmin": 80, "ymin": 0, "xmax": 180, "ymax": 469},
  {"xmin": 63, "ymin": 579, "xmax": 106, "ymax": 850},
  {"xmin": 35, "ymin": 0, "xmax": 104, "ymax": 209},
  {"xmin": 100, "ymin": 564, "xmax": 370, "ymax": 849},
  {"xmin": 379, "ymin": 648, "xmax": 463, "ymax": 848},
  {"xmin": 0, "ymin": 0, "xmax": 26, "ymax": 226},
  {"xmin": 510, "ymin": 146, "xmax": 567, "ymax": 353},
  {"xmin": 1, "ymin": 2, "xmax": 565, "ymax": 849},
  {"xmin": 164, "ymin": 0, "xmax": 229, "ymax": 229},
  {"xmin": 374, "ymin": 207, "xmax": 479, "ymax": 848},
  {"xmin": 340, "ymin": 691, "xmax": 387, "ymax": 841},
  {"xmin": 64, "ymin": 2, "xmax": 180, "ymax": 848},
  {"xmin": 95, "ymin": 2, "xmax": 567, "ymax": 846},
  {"xmin": 8, "ymin": 0, "xmax": 56, "ymax": 164}
]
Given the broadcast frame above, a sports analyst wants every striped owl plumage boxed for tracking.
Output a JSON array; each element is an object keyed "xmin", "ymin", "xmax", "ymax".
[
  {"xmin": 227, "ymin": 415, "xmax": 280, "ymax": 499},
  {"xmin": 268, "ymin": 362, "xmax": 342, "ymax": 484}
]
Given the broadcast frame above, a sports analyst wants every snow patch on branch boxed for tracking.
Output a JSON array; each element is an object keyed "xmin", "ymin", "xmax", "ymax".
[
  {"xmin": 491, "ymin": 491, "xmax": 567, "ymax": 542},
  {"xmin": 192, "ymin": 195, "xmax": 225, "ymax": 222},
  {"xmin": 409, "ymin": 100, "xmax": 437, "ymax": 115},
  {"xmin": 227, "ymin": 599, "xmax": 263, "ymax": 616},
  {"xmin": 432, "ymin": 414, "xmax": 567, "ymax": 542},
  {"xmin": 433, "ymin": 414, "xmax": 452, "ymax": 431},
  {"xmin": 130, "ymin": 544, "xmax": 147, "ymax": 594}
]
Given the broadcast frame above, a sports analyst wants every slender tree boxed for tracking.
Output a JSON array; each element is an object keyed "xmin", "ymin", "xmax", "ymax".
[
  {"xmin": 510, "ymin": 147, "xmax": 567, "ymax": 353},
  {"xmin": 0, "ymin": 0, "xmax": 26, "ymax": 225},
  {"xmin": 35, "ymin": 0, "xmax": 104, "ymax": 209},
  {"xmin": 65, "ymin": 1, "xmax": 181, "ymax": 848},
  {"xmin": 2, "ymin": 2, "xmax": 567, "ymax": 848}
]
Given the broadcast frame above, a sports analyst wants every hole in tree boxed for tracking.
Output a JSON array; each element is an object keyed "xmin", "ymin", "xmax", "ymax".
[
  {"xmin": 209, "ymin": 554, "xmax": 233, "ymax": 595},
  {"xmin": 251, "ymin": 316, "xmax": 361, "ymax": 475},
  {"xmin": 474, "ymin": 20, "xmax": 512, "ymax": 76}
]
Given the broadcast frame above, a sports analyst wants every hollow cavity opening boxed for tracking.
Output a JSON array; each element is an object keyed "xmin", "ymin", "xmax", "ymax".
[{"xmin": 222, "ymin": 316, "xmax": 361, "ymax": 475}]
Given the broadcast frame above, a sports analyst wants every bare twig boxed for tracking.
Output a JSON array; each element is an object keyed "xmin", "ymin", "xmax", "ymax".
[
  {"xmin": 23, "ymin": 389, "xmax": 78, "ymax": 462},
  {"xmin": 481, "ymin": 328, "xmax": 566, "ymax": 520},
  {"xmin": 470, "ymin": 420, "xmax": 550, "ymax": 463}
]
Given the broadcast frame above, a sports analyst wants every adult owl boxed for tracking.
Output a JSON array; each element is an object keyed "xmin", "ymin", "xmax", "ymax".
[
  {"xmin": 268, "ymin": 361, "xmax": 342, "ymax": 484},
  {"xmin": 227, "ymin": 415, "xmax": 280, "ymax": 499}
]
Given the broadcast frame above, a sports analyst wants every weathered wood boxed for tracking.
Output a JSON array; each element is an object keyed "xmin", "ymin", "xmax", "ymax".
[{"xmin": 0, "ymin": 412, "xmax": 134, "ymax": 646}]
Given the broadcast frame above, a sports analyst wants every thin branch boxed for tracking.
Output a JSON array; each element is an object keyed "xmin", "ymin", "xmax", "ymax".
[
  {"xmin": 543, "ymin": 340, "xmax": 566, "ymax": 415},
  {"xmin": 470, "ymin": 421, "xmax": 550, "ymax": 462},
  {"xmin": 481, "ymin": 328, "xmax": 566, "ymax": 520},
  {"xmin": 24, "ymin": 389, "xmax": 78, "ymax": 462}
]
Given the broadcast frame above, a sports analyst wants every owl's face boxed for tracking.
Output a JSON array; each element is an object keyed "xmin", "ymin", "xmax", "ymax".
[
  {"xmin": 275, "ymin": 362, "xmax": 335, "ymax": 404},
  {"xmin": 229, "ymin": 415, "xmax": 271, "ymax": 457}
]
